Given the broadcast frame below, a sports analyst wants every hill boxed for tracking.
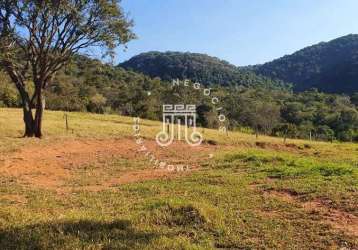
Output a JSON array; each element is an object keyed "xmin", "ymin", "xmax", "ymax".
[
  {"xmin": 1, "ymin": 54, "xmax": 358, "ymax": 142},
  {"xmin": 253, "ymin": 34, "xmax": 358, "ymax": 93},
  {"xmin": 119, "ymin": 51, "xmax": 287, "ymax": 89}
]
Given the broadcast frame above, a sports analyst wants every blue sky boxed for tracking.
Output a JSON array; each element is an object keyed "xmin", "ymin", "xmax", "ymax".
[{"xmin": 114, "ymin": 0, "xmax": 358, "ymax": 66}]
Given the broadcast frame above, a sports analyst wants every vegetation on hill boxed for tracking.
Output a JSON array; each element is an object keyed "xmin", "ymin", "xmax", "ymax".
[
  {"xmin": 0, "ymin": 55, "xmax": 163, "ymax": 118},
  {"xmin": 253, "ymin": 34, "xmax": 358, "ymax": 94},
  {"xmin": 1, "ymin": 54, "xmax": 357, "ymax": 142},
  {"xmin": 119, "ymin": 51, "xmax": 288, "ymax": 89}
]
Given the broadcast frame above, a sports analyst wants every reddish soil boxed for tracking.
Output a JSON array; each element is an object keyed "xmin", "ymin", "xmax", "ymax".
[
  {"xmin": 0, "ymin": 138, "xmax": 215, "ymax": 192},
  {"xmin": 265, "ymin": 190, "xmax": 358, "ymax": 237}
]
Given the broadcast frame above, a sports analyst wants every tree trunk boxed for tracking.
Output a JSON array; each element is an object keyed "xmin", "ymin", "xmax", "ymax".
[
  {"xmin": 33, "ymin": 88, "xmax": 45, "ymax": 138},
  {"xmin": 6, "ymin": 74, "xmax": 35, "ymax": 137},
  {"xmin": 17, "ymin": 85, "xmax": 34, "ymax": 137},
  {"xmin": 22, "ymin": 101, "xmax": 34, "ymax": 137}
]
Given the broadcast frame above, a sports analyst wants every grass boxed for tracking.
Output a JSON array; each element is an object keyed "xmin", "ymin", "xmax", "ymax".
[{"xmin": 0, "ymin": 108, "xmax": 357, "ymax": 249}]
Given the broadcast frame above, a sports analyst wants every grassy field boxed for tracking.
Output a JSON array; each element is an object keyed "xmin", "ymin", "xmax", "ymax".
[{"xmin": 0, "ymin": 108, "xmax": 357, "ymax": 249}]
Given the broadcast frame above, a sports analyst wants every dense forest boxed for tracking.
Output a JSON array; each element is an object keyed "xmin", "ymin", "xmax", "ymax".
[
  {"xmin": 120, "ymin": 36, "xmax": 358, "ymax": 94},
  {"xmin": 120, "ymin": 51, "xmax": 288, "ymax": 89},
  {"xmin": 1, "ymin": 54, "xmax": 357, "ymax": 142},
  {"xmin": 253, "ymin": 34, "xmax": 358, "ymax": 93}
]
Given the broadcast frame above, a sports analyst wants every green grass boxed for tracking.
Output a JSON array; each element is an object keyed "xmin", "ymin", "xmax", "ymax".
[{"xmin": 0, "ymin": 108, "xmax": 357, "ymax": 249}]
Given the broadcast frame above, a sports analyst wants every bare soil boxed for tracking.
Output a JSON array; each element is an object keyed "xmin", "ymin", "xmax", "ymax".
[
  {"xmin": 265, "ymin": 189, "xmax": 358, "ymax": 237},
  {"xmin": 0, "ymin": 138, "xmax": 215, "ymax": 191}
]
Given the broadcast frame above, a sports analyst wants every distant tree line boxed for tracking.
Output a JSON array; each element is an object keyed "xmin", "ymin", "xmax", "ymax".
[
  {"xmin": 120, "ymin": 51, "xmax": 288, "ymax": 89},
  {"xmin": 0, "ymin": 55, "xmax": 357, "ymax": 142},
  {"xmin": 253, "ymin": 34, "xmax": 358, "ymax": 94}
]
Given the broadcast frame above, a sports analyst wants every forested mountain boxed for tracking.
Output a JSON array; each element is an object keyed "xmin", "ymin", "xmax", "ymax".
[
  {"xmin": 120, "ymin": 35, "xmax": 358, "ymax": 95},
  {"xmin": 1, "ymin": 54, "xmax": 357, "ymax": 142},
  {"xmin": 1, "ymin": 43, "xmax": 358, "ymax": 142},
  {"xmin": 119, "ymin": 51, "xmax": 287, "ymax": 89},
  {"xmin": 253, "ymin": 34, "xmax": 358, "ymax": 93}
]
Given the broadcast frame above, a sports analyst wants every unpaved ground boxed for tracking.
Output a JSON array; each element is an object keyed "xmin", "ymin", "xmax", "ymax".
[
  {"xmin": 0, "ymin": 138, "xmax": 216, "ymax": 191},
  {"xmin": 263, "ymin": 189, "xmax": 358, "ymax": 237},
  {"xmin": 1, "ymin": 137, "xmax": 356, "ymax": 240}
]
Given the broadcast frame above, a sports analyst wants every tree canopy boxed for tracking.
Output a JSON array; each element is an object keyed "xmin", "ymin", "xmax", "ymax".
[
  {"xmin": 120, "ymin": 51, "xmax": 288, "ymax": 90},
  {"xmin": 0, "ymin": 0, "xmax": 135, "ymax": 137},
  {"xmin": 253, "ymin": 34, "xmax": 358, "ymax": 93},
  {"xmin": 1, "ymin": 54, "xmax": 357, "ymax": 142}
]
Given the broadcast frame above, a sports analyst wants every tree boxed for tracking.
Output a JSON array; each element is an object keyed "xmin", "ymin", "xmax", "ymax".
[
  {"xmin": 241, "ymin": 100, "xmax": 280, "ymax": 137},
  {"xmin": 88, "ymin": 93, "xmax": 106, "ymax": 113},
  {"xmin": 274, "ymin": 123, "xmax": 298, "ymax": 143},
  {"xmin": 316, "ymin": 125, "xmax": 335, "ymax": 142},
  {"xmin": 0, "ymin": 72, "xmax": 19, "ymax": 106},
  {"xmin": 0, "ymin": 0, "xmax": 134, "ymax": 137},
  {"xmin": 258, "ymin": 102, "xmax": 281, "ymax": 135},
  {"xmin": 197, "ymin": 104, "xmax": 212, "ymax": 127}
]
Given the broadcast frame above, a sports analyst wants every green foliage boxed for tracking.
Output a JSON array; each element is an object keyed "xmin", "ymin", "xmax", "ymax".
[
  {"xmin": 1, "ymin": 54, "xmax": 357, "ymax": 142},
  {"xmin": 254, "ymin": 34, "xmax": 358, "ymax": 94},
  {"xmin": 120, "ymin": 51, "xmax": 288, "ymax": 89},
  {"xmin": 0, "ymin": 73, "xmax": 19, "ymax": 107},
  {"xmin": 273, "ymin": 123, "xmax": 298, "ymax": 139},
  {"xmin": 280, "ymin": 90, "xmax": 358, "ymax": 141}
]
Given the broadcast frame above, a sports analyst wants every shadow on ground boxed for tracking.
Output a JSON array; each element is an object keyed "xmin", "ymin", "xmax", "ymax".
[{"xmin": 0, "ymin": 219, "xmax": 157, "ymax": 250}]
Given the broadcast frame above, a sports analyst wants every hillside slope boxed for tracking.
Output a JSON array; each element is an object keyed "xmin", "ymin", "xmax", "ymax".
[
  {"xmin": 1, "ymin": 54, "xmax": 358, "ymax": 142},
  {"xmin": 254, "ymin": 34, "xmax": 358, "ymax": 93},
  {"xmin": 119, "ymin": 51, "xmax": 287, "ymax": 88},
  {"xmin": 0, "ymin": 108, "xmax": 357, "ymax": 249}
]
